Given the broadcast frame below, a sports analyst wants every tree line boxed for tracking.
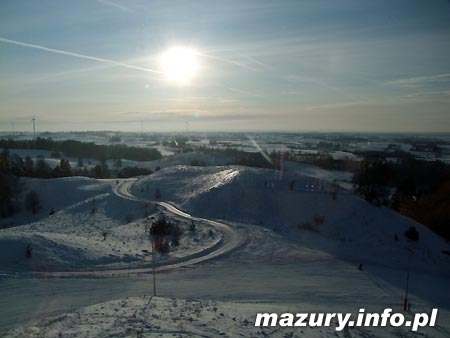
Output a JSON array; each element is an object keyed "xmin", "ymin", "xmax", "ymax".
[
  {"xmin": 353, "ymin": 156, "xmax": 450, "ymax": 240},
  {"xmin": 0, "ymin": 148, "xmax": 154, "ymax": 219},
  {"xmin": 0, "ymin": 137, "xmax": 162, "ymax": 162},
  {"xmin": 1, "ymin": 150, "xmax": 153, "ymax": 180}
]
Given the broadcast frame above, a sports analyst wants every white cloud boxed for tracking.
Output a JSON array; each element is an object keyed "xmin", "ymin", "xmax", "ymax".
[{"xmin": 385, "ymin": 73, "xmax": 450, "ymax": 87}]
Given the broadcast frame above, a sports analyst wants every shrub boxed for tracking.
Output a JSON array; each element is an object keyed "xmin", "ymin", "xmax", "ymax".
[
  {"xmin": 126, "ymin": 213, "xmax": 134, "ymax": 223},
  {"xmin": 118, "ymin": 167, "xmax": 152, "ymax": 178},
  {"xmin": 171, "ymin": 223, "xmax": 182, "ymax": 246},
  {"xmin": 190, "ymin": 159, "xmax": 207, "ymax": 167},
  {"xmin": 405, "ymin": 226, "xmax": 419, "ymax": 241},
  {"xmin": 189, "ymin": 220, "xmax": 196, "ymax": 234},
  {"xmin": 154, "ymin": 238, "xmax": 170, "ymax": 255},
  {"xmin": 288, "ymin": 180, "xmax": 296, "ymax": 190},
  {"xmin": 150, "ymin": 215, "xmax": 184, "ymax": 252},
  {"xmin": 298, "ymin": 222, "xmax": 318, "ymax": 232},
  {"xmin": 313, "ymin": 214, "xmax": 325, "ymax": 226}
]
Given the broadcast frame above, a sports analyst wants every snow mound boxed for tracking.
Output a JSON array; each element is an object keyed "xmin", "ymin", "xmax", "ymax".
[{"xmin": 132, "ymin": 165, "xmax": 242, "ymax": 206}]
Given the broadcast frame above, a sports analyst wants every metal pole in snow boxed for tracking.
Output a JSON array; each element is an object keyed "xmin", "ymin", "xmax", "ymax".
[
  {"xmin": 149, "ymin": 217, "xmax": 156, "ymax": 297},
  {"xmin": 152, "ymin": 233, "xmax": 156, "ymax": 296},
  {"xmin": 404, "ymin": 248, "xmax": 413, "ymax": 311},
  {"xmin": 404, "ymin": 268, "xmax": 410, "ymax": 311}
]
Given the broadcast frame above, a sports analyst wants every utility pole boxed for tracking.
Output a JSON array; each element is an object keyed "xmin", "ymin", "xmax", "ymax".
[
  {"xmin": 141, "ymin": 120, "xmax": 143, "ymax": 136},
  {"xmin": 149, "ymin": 216, "xmax": 156, "ymax": 297},
  {"xmin": 403, "ymin": 247, "xmax": 414, "ymax": 311},
  {"xmin": 32, "ymin": 116, "xmax": 36, "ymax": 139},
  {"xmin": 152, "ymin": 232, "xmax": 156, "ymax": 296},
  {"xmin": 404, "ymin": 267, "xmax": 410, "ymax": 311}
]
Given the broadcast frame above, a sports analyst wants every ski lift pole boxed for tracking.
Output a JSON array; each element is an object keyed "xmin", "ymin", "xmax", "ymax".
[
  {"xmin": 148, "ymin": 216, "xmax": 156, "ymax": 297},
  {"xmin": 152, "ymin": 232, "xmax": 156, "ymax": 297},
  {"xmin": 403, "ymin": 268, "xmax": 410, "ymax": 311},
  {"xmin": 403, "ymin": 247, "xmax": 413, "ymax": 311}
]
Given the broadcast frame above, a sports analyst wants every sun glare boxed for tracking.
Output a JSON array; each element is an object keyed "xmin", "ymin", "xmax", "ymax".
[{"xmin": 159, "ymin": 46, "xmax": 199, "ymax": 85}]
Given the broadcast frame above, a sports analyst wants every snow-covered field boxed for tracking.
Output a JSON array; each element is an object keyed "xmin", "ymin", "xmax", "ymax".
[{"xmin": 1, "ymin": 156, "xmax": 450, "ymax": 337}]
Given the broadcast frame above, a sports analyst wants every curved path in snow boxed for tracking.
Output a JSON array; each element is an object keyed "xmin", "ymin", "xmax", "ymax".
[{"xmin": 28, "ymin": 179, "xmax": 245, "ymax": 278}]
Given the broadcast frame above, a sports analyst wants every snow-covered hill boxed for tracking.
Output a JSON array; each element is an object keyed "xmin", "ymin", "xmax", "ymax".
[
  {"xmin": 1, "ymin": 163, "xmax": 449, "ymax": 337},
  {"xmin": 133, "ymin": 165, "xmax": 450, "ymax": 273},
  {"xmin": 0, "ymin": 177, "xmax": 220, "ymax": 273}
]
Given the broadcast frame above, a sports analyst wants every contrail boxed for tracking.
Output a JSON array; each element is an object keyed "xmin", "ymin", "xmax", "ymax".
[
  {"xmin": 227, "ymin": 87, "xmax": 260, "ymax": 97},
  {"xmin": 0, "ymin": 37, "xmax": 162, "ymax": 74},
  {"xmin": 199, "ymin": 52, "xmax": 261, "ymax": 72},
  {"xmin": 97, "ymin": 0, "xmax": 135, "ymax": 13}
]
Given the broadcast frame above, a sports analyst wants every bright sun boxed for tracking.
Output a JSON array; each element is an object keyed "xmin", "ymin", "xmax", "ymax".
[{"xmin": 159, "ymin": 46, "xmax": 199, "ymax": 85}]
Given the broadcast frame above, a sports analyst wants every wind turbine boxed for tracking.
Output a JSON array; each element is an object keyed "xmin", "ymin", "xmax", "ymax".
[{"xmin": 32, "ymin": 116, "xmax": 36, "ymax": 138}]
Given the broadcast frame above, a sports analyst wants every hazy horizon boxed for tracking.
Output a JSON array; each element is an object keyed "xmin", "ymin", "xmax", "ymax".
[
  {"xmin": 1, "ymin": 1, "xmax": 450, "ymax": 132},
  {"xmin": 3, "ymin": 129, "xmax": 450, "ymax": 136}
]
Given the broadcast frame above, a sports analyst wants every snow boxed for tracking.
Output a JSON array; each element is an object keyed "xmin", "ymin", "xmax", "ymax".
[
  {"xmin": 0, "ymin": 178, "xmax": 221, "ymax": 273},
  {"xmin": 1, "ymin": 159, "xmax": 450, "ymax": 337},
  {"xmin": 0, "ymin": 177, "xmax": 112, "ymax": 228},
  {"xmin": 132, "ymin": 165, "xmax": 449, "ymax": 275},
  {"xmin": 8, "ymin": 295, "xmax": 450, "ymax": 338}
]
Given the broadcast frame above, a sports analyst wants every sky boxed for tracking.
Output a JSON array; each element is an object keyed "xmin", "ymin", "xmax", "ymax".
[{"xmin": 1, "ymin": 0, "xmax": 450, "ymax": 133}]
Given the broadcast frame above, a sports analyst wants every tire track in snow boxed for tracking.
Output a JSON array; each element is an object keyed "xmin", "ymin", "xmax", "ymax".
[{"xmin": 17, "ymin": 179, "xmax": 246, "ymax": 278}]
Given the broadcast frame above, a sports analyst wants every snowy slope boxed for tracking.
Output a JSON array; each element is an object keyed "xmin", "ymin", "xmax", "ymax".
[
  {"xmin": 2, "ymin": 163, "xmax": 450, "ymax": 338},
  {"xmin": 3, "ymin": 164, "xmax": 444, "ymax": 276},
  {"xmin": 8, "ymin": 296, "xmax": 450, "ymax": 338},
  {"xmin": 0, "ymin": 177, "xmax": 220, "ymax": 273},
  {"xmin": 0, "ymin": 177, "xmax": 112, "ymax": 228},
  {"xmin": 133, "ymin": 165, "xmax": 450, "ymax": 273}
]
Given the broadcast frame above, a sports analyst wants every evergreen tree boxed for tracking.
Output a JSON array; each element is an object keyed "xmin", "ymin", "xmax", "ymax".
[{"xmin": 24, "ymin": 156, "xmax": 34, "ymax": 176}]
